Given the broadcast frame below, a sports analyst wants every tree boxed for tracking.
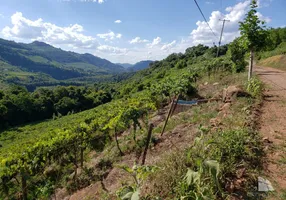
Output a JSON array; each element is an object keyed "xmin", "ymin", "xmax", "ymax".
[
  {"xmin": 228, "ymin": 38, "xmax": 247, "ymax": 72},
  {"xmin": 185, "ymin": 44, "xmax": 209, "ymax": 58},
  {"xmin": 239, "ymin": 0, "xmax": 267, "ymax": 80}
]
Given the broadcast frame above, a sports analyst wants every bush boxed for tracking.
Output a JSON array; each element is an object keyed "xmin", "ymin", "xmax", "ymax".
[
  {"xmin": 246, "ymin": 77, "xmax": 264, "ymax": 98},
  {"xmin": 228, "ymin": 38, "xmax": 247, "ymax": 72},
  {"xmin": 176, "ymin": 60, "xmax": 187, "ymax": 69}
]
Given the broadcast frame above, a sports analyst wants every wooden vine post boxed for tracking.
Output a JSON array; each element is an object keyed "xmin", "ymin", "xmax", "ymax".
[
  {"xmin": 21, "ymin": 171, "xmax": 28, "ymax": 200},
  {"xmin": 114, "ymin": 127, "xmax": 124, "ymax": 156},
  {"xmin": 142, "ymin": 123, "xmax": 154, "ymax": 165},
  {"xmin": 80, "ymin": 132, "xmax": 84, "ymax": 168},
  {"xmin": 161, "ymin": 96, "xmax": 179, "ymax": 136}
]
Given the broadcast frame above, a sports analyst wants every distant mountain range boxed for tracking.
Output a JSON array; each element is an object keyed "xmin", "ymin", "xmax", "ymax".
[
  {"xmin": 117, "ymin": 63, "xmax": 133, "ymax": 68},
  {"xmin": 117, "ymin": 60, "xmax": 153, "ymax": 71},
  {"xmin": 0, "ymin": 38, "xmax": 152, "ymax": 90}
]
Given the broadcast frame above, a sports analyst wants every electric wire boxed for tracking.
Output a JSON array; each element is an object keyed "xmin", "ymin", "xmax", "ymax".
[{"xmin": 193, "ymin": 0, "xmax": 218, "ymax": 38}]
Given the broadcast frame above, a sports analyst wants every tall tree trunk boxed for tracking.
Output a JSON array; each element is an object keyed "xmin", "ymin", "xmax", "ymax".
[
  {"xmin": 248, "ymin": 49, "xmax": 254, "ymax": 80},
  {"xmin": 21, "ymin": 173, "xmax": 27, "ymax": 200},
  {"xmin": 114, "ymin": 128, "xmax": 123, "ymax": 156}
]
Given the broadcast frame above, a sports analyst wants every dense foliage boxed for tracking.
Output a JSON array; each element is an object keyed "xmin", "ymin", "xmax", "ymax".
[{"xmin": 0, "ymin": 85, "xmax": 112, "ymax": 129}]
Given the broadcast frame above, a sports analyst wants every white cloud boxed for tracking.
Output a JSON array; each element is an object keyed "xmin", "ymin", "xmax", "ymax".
[
  {"xmin": 256, "ymin": 12, "xmax": 271, "ymax": 23},
  {"xmin": 129, "ymin": 37, "xmax": 149, "ymax": 44},
  {"xmin": 0, "ymin": 13, "xmax": 4, "ymax": 18},
  {"xmin": 97, "ymin": 31, "xmax": 122, "ymax": 41},
  {"xmin": 257, "ymin": 0, "xmax": 273, "ymax": 8},
  {"xmin": 190, "ymin": 0, "xmax": 270, "ymax": 46},
  {"xmin": 147, "ymin": 37, "xmax": 161, "ymax": 48},
  {"xmin": 2, "ymin": 12, "xmax": 98, "ymax": 49},
  {"xmin": 124, "ymin": 0, "xmax": 271, "ymax": 63},
  {"xmin": 205, "ymin": 1, "xmax": 214, "ymax": 5},
  {"xmin": 114, "ymin": 20, "xmax": 122, "ymax": 24},
  {"xmin": 116, "ymin": 33, "xmax": 122, "ymax": 39},
  {"xmin": 161, "ymin": 40, "xmax": 176, "ymax": 51},
  {"xmin": 97, "ymin": 45, "xmax": 128, "ymax": 55}
]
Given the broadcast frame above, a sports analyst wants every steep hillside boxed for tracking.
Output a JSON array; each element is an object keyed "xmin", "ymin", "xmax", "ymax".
[{"xmin": 0, "ymin": 38, "xmax": 125, "ymax": 89}]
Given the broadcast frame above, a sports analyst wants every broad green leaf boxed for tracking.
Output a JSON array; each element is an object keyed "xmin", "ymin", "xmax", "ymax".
[
  {"xmin": 185, "ymin": 168, "xmax": 200, "ymax": 185},
  {"xmin": 204, "ymin": 160, "xmax": 219, "ymax": 177},
  {"xmin": 121, "ymin": 192, "xmax": 133, "ymax": 200},
  {"xmin": 131, "ymin": 189, "xmax": 140, "ymax": 200}
]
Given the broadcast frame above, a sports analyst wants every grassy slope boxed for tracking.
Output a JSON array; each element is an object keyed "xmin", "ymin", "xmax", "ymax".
[
  {"xmin": 258, "ymin": 42, "xmax": 286, "ymax": 70},
  {"xmin": 258, "ymin": 55, "xmax": 286, "ymax": 70}
]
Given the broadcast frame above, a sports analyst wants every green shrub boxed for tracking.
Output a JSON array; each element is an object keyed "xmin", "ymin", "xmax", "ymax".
[
  {"xmin": 227, "ymin": 38, "xmax": 247, "ymax": 72},
  {"xmin": 246, "ymin": 77, "xmax": 264, "ymax": 98}
]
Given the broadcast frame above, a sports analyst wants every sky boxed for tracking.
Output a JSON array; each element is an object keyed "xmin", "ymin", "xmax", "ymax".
[{"xmin": 0, "ymin": 0, "xmax": 285, "ymax": 64}]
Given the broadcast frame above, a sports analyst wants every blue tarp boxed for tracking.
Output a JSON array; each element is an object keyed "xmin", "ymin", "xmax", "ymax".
[{"xmin": 177, "ymin": 100, "xmax": 198, "ymax": 105}]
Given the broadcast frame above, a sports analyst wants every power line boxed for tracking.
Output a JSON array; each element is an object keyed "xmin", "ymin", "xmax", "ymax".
[{"xmin": 193, "ymin": 0, "xmax": 217, "ymax": 38}]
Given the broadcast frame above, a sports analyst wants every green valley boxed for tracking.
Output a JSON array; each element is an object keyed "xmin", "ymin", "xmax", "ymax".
[{"xmin": 0, "ymin": 1, "xmax": 286, "ymax": 199}]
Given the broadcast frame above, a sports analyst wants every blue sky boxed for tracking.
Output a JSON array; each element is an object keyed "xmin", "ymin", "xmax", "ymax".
[{"xmin": 0, "ymin": 0, "xmax": 285, "ymax": 64}]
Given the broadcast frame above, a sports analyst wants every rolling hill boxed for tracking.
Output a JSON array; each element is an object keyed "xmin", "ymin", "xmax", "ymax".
[{"xmin": 0, "ymin": 38, "xmax": 125, "ymax": 89}]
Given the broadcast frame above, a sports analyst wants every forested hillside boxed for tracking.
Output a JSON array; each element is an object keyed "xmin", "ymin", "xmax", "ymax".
[{"xmin": 0, "ymin": 39, "xmax": 125, "ymax": 90}]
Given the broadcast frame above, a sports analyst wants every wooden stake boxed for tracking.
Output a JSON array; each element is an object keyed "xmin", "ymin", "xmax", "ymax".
[
  {"xmin": 114, "ymin": 128, "xmax": 124, "ymax": 156},
  {"xmin": 161, "ymin": 97, "xmax": 176, "ymax": 136},
  {"xmin": 21, "ymin": 172, "xmax": 27, "ymax": 200},
  {"xmin": 142, "ymin": 123, "xmax": 154, "ymax": 165},
  {"xmin": 171, "ymin": 95, "xmax": 180, "ymax": 116}
]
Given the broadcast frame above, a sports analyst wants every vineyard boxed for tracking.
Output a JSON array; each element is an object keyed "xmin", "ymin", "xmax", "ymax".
[
  {"xmin": 0, "ymin": 25, "xmax": 285, "ymax": 199},
  {"xmin": 0, "ymin": 42, "xmax": 238, "ymax": 199}
]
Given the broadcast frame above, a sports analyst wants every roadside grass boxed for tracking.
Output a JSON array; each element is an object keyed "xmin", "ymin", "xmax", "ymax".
[
  {"xmin": 137, "ymin": 72, "xmax": 265, "ymax": 199},
  {"xmin": 258, "ymin": 55, "xmax": 286, "ymax": 70}
]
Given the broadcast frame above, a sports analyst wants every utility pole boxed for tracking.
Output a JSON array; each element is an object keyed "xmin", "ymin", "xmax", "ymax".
[{"xmin": 216, "ymin": 19, "xmax": 230, "ymax": 57}]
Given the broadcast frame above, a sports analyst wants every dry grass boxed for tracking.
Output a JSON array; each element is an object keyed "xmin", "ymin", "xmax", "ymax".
[{"xmin": 258, "ymin": 55, "xmax": 286, "ymax": 70}]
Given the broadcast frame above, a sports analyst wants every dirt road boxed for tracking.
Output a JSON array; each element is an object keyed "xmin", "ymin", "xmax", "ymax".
[{"xmin": 255, "ymin": 66, "xmax": 286, "ymax": 199}]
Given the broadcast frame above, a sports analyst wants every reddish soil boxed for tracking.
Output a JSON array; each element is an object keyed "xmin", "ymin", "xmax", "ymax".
[{"xmin": 255, "ymin": 66, "xmax": 286, "ymax": 199}]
